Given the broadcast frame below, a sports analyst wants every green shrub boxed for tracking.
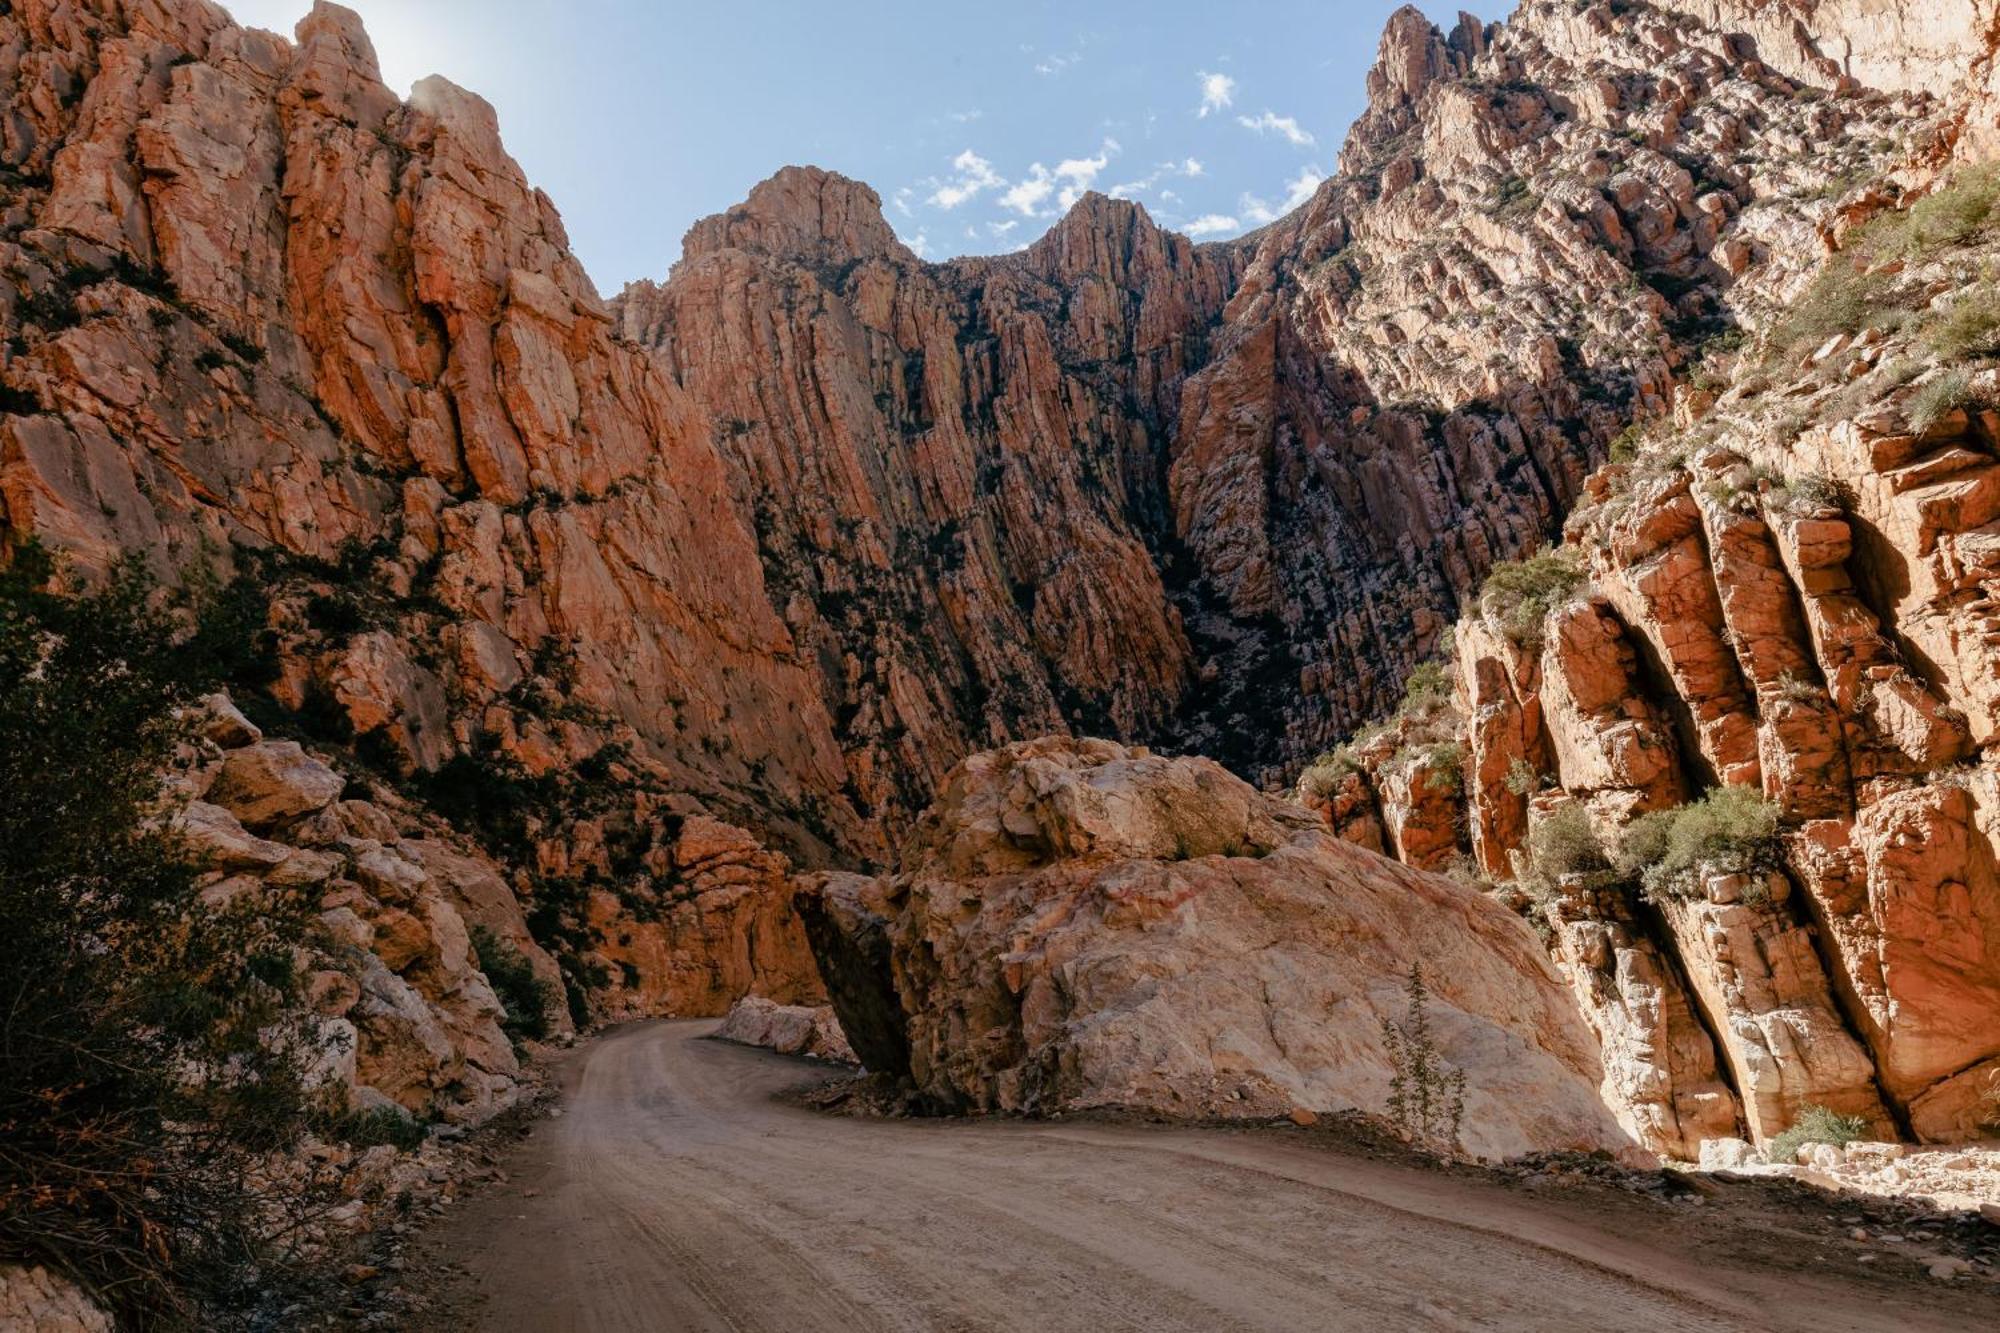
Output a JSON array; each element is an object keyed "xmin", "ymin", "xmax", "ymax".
[
  {"xmin": 1926, "ymin": 292, "xmax": 2000, "ymax": 361},
  {"xmin": 1478, "ymin": 548, "xmax": 1585, "ymax": 647},
  {"xmin": 1412, "ymin": 740, "xmax": 1463, "ymax": 794},
  {"xmin": 1616, "ymin": 785, "xmax": 1783, "ymax": 902},
  {"xmin": 1768, "ymin": 257, "xmax": 1896, "ymax": 359},
  {"xmin": 0, "ymin": 545, "xmax": 327, "ymax": 1324},
  {"xmin": 1899, "ymin": 165, "xmax": 2000, "ymax": 254},
  {"xmin": 1766, "ymin": 472, "xmax": 1849, "ymax": 517},
  {"xmin": 320, "ymin": 1103, "xmax": 428, "ymax": 1152},
  {"xmin": 1299, "ymin": 746, "xmax": 1362, "ymax": 800},
  {"xmin": 1908, "ymin": 370, "xmax": 1975, "ymax": 435},
  {"xmin": 1380, "ymin": 964, "xmax": 1467, "ymax": 1157},
  {"xmin": 1397, "ymin": 660, "xmax": 1453, "ymax": 717},
  {"xmin": 1529, "ymin": 802, "xmax": 1611, "ymax": 880},
  {"xmin": 1504, "ymin": 757, "xmax": 1545, "ymax": 796},
  {"xmin": 471, "ymin": 924, "xmax": 556, "ymax": 1044},
  {"xmin": 1766, "ymin": 1104, "xmax": 1870, "ymax": 1163}
]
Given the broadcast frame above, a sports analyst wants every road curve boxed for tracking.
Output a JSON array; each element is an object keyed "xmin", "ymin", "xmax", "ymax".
[{"xmin": 415, "ymin": 1020, "xmax": 1978, "ymax": 1333}]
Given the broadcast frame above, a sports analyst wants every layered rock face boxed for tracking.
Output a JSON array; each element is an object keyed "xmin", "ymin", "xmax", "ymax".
[
  {"xmin": 174, "ymin": 692, "xmax": 820, "ymax": 1124},
  {"xmin": 803, "ymin": 739, "xmax": 1631, "ymax": 1160},
  {"xmin": 176, "ymin": 693, "xmax": 560, "ymax": 1124},
  {"xmin": 1308, "ymin": 157, "xmax": 2000, "ymax": 1154},
  {"xmin": 8, "ymin": 0, "xmax": 2000, "ymax": 1077}
]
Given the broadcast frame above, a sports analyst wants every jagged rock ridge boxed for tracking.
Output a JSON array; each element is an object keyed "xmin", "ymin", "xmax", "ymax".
[{"xmin": 5, "ymin": 0, "xmax": 2000, "ymax": 1040}]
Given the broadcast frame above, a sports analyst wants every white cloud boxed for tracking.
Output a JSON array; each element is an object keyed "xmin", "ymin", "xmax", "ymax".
[
  {"xmin": 905, "ymin": 231, "xmax": 930, "ymax": 258},
  {"xmin": 1238, "ymin": 192, "xmax": 1276, "ymax": 225},
  {"xmin": 1035, "ymin": 51, "xmax": 1080, "ymax": 76},
  {"xmin": 988, "ymin": 220, "xmax": 1019, "ymax": 237},
  {"xmin": 950, "ymin": 109, "xmax": 983, "ymax": 123},
  {"xmin": 1183, "ymin": 214, "xmax": 1240, "ymax": 236},
  {"xmin": 1281, "ymin": 165, "xmax": 1324, "ymax": 210},
  {"xmin": 1000, "ymin": 165, "xmax": 1054, "ymax": 216},
  {"xmin": 1196, "ymin": 70, "xmax": 1235, "ymax": 118},
  {"xmin": 929, "ymin": 149, "xmax": 1002, "ymax": 209},
  {"xmin": 1237, "ymin": 111, "xmax": 1316, "ymax": 147},
  {"xmin": 1238, "ymin": 166, "xmax": 1327, "ymax": 227},
  {"xmin": 1053, "ymin": 139, "xmax": 1118, "ymax": 209},
  {"xmin": 893, "ymin": 187, "xmax": 915, "ymax": 218},
  {"xmin": 1107, "ymin": 156, "xmax": 1203, "ymax": 200},
  {"xmin": 994, "ymin": 138, "xmax": 1122, "ymax": 217}
]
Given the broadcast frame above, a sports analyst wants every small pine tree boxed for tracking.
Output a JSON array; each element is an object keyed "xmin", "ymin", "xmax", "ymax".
[{"xmin": 1380, "ymin": 963, "xmax": 1468, "ymax": 1156}]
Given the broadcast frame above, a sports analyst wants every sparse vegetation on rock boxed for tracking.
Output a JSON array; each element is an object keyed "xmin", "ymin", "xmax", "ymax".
[
  {"xmin": 1477, "ymin": 550, "xmax": 1585, "ymax": 647},
  {"xmin": 1766, "ymin": 1105, "xmax": 1871, "ymax": 1164},
  {"xmin": 0, "ymin": 548, "xmax": 327, "ymax": 1325},
  {"xmin": 1616, "ymin": 787, "xmax": 1784, "ymax": 904},
  {"xmin": 1380, "ymin": 964, "xmax": 1469, "ymax": 1158}
]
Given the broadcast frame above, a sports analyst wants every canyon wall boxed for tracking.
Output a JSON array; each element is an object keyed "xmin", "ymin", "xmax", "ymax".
[
  {"xmin": 1309, "ymin": 165, "xmax": 2000, "ymax": 1149},
  {"xmin": 6, "ymin": 0, "xmax": 2000, "ymax": 1134}
]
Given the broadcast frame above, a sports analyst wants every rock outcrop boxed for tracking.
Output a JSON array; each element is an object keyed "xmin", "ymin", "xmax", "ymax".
[
  {"xmin": 0, "ymin": 1264, "xmax": 111, "ymax": 1333},
  {"xmin": 804, "ymin": 739, "xmax": 1631, "ymax": 1160},
  {"xmin": 713, "ymin": 995, "xmax": 856, "ymax": 1064},
  {"xmin": 172, "ymin": 694, "xmax": 561, "ymax": 1124},
  {"xmin": 1307, "ymin": 153, "xmax": 2000, "ymax": 1155},
  {"xmin": 9, "ymin": 0, "xmax": 2000, "ymax": 1162}
]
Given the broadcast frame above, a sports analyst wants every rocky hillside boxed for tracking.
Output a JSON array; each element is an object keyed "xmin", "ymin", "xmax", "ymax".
[
  {"xmin": 1305, "ymin": 156, "xmax": 2000, "ymax": 1154},
  {"xmin": 7, "ymin": 0, "xmax": 2000, "ymax": 1116}
]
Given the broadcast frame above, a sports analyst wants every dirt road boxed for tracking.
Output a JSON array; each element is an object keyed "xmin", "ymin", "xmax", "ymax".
[{"xmin": 411, "ymin": 1021, "xmax": 1990, "ymax": 1332}]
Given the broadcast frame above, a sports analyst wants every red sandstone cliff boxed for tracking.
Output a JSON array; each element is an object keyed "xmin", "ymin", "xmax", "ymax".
[{"xmin": 8, "ymin": 0, "xmax": 2000, "ymax": 1126}]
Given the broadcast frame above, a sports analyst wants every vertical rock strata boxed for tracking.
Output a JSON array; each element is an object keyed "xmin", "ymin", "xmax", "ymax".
[{"xmin": 7, "ymin": 0, "xmax": 2000, "ymax": 1155}]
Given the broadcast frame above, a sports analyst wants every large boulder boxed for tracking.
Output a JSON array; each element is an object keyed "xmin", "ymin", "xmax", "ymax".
[
  {"xmin": 205, "ymin": 741, "xmax": 346, "ymax": 829},
  {"xmin": 805, "ymin": 738, "xmax": 1632, "ymax": 1160},
  {"xmin": 713, "ymin": 995, "xmax": 856, "ymax": 1063}
]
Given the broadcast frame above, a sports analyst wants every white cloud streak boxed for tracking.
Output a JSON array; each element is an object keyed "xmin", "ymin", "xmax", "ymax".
[
  {"xmin": 1183, "ymin": 213, "xmax": 1239, "ymax": 236},
  {"xmin": 1236, "ymin": 110, "xmax": 1316, "ymax": 147}
]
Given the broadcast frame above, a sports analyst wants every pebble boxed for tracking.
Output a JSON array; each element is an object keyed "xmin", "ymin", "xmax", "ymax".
[{"xmin": 1927, "ymin": 1257, "xmax": 1973, "ymax": 1281}]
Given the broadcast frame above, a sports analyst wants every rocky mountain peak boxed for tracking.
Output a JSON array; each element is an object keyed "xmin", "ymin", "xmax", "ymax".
[
  {"xmin": 293, "ymin": 0, "xmax": 382, "ymax": 84},
  {"xmin": 1341, "ymin": 2, "xmax": 1470, "ymax": 163},
  {"xmin": 677, "ymin": 164, "xmax": 909, "ymax": 269}
]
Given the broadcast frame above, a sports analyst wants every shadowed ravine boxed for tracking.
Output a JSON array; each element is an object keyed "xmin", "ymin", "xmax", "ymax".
[{"xmin": 405, "ymin": 1022, "xmax": 1988, "ymax": 1332}]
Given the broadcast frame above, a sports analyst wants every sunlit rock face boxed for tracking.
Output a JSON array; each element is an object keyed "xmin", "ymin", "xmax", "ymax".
[{"xmin": 7, "ymin": 0, "xmax": 2000, "ymax": 1044}]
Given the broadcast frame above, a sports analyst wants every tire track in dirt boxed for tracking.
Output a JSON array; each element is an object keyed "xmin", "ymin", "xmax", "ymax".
[{"xmin": 411, "ymin": 1021, "xmax": 1993, "ymax": 1333}]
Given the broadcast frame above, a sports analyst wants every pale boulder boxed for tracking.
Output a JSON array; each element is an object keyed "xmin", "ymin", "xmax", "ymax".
[
  {"xmin": 205, "ymin": 741, "xmax": 345, "ymax": 828},
  {"xmin": 713, "ymin": 996, "xmax": 856, "ymax": 1064},
  {"xmin": 810, "ymin": 739, "xmax": 1633, "ymax": 1160}
]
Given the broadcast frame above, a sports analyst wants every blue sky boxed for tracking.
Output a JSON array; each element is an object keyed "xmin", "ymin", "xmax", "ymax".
[{"xmin": 221, "ymin": 2, "xmax": 1509, "ymax": 292}]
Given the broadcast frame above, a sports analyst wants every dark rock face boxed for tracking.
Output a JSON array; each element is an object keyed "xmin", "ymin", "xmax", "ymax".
[{"xmin": 793, "ymin": 873, "xmax": 908, "ymax": 1078}]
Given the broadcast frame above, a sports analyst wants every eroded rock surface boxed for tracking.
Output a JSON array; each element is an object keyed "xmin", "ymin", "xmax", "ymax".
[
  {"xmin": 0, "ymin": 1265, "xmax": 112, "ymax": 1333},
  {"xmin": 805, "ymin": 739, "xmax": 1631, "ymax": 1160}
]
